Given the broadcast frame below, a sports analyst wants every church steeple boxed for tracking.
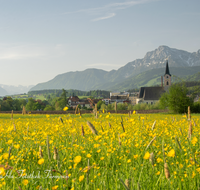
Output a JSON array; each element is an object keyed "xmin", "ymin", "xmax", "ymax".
[
  {"xmin": 165, "ymin": 60, "xmax": 171, "ymax": 76},
  {"xmin": 164, "ymin": 59, "xmax": 171, "ymax": 88}
]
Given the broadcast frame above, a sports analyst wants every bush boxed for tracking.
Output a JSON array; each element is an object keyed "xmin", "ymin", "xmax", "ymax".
[
  {"xmin": 100, "ymin": 104, "xmax": 108, "ymax": 111},
  {"xmin": 127, "ymin": 104, "xmax": 134, "ymax": 110},
  {"xmin": 107, "ymin": 103, "xmax": 115, "ymax": 110},
  {"xmin": 191, "ymin": 102, "xmax": 200, "ymax": 113},
  {"xmin": 117, "ymin": 103, "xmax": 127, "ymax": 110},
  {"xmin": 44, "ymin": 105, "xmax": 55, "ymax": 111}
]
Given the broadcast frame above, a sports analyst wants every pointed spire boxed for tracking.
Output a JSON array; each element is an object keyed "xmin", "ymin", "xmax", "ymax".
[{"xmin": 165, "ymin": 60, "xmax": 171, "ymax": 76}]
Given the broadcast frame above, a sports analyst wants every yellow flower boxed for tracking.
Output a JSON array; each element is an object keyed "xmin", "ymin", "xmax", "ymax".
[
  {"xmin": 63, "ymin": 107, "xmax": 69, "ymax": 111},
  {"xmin": 192, "ymin": 171, "xmax": 196, "ymax": 178},
  {"xmin": 133, "ymin": 110, "xmax": 136, "ymax": 114},
  {"xmin": 7, "ymin": 140, "xmax": 13, "ymax": 144},
  {"xmin": 100, "ymin": 157, "xmax": 104, "ymax": 160},
  {"xmin": 191, "ymin": 137, "xmax": 198, "ymax": 146},
  {"xmin": 156, "ymin": 158, "xmax": 163, "ymax": 163},
  {"xmin": 52, "ymin": 185, "xmax": 59, "ymax": 190},
  {"xmin": 127, "ymin": 159, "xmax": 131, "ymax": 163},
  {"xmin": 196, "ymin": 168, "xmax": 200, "ymax": 173},
  {"xmin": 144, "ymin": 152, "xmax": 150, "ymax": 159},
  {"xmin": 134, "ymin": 155, "xmax": 138, "ymax": 159},
  {"xmin": 0, "ymin": 167, "xmax": 5, "ymax": 175},
  {"xmin": 74, "ymin": 156, "xmax": 82, "ymax": 164},
  {"xmin": 167, "ymin": 149, "xmax": 175, "ymax": 158},
  {"xmin": 14, "ymin": 144, "xmax": 20, "ymax": 149},
  {"xmin": 10, "ymin": 155, "xmax": 14, "ymax": 160},
  {"xmin": 38, "ymin": 158, "xmax": 44, "ymax": 165},
  {"xmin": 180, "ymin": 164, "xmax": 183, "ymax": 169},
  {"xmin": 106, "ymin": 115, "xmax": 109, "ymax": 118},
  {"xmin": 3, "ymin": 153, "xmax": 9, "ymax": 160},
  {"xmin": 82, "ymin": 167, "xmax": 89, "ymax": 173},
  {"xmin": 97, "ymin": 149, "xmax": 101, "ymax": 153},
  {"xmin": 79, "ymin": 175, "xmax": 84, "ymax": 182},
  {"xmin": 23, "ymin": 179, "xmax": 29, "ymax": 186},
  {"xmin": 87, "ymin": 154, "xmax": 92, "ymax": 158},
  {"xmin": 156, "ymin": 171, "xmax": 160, "ymax": 175}
]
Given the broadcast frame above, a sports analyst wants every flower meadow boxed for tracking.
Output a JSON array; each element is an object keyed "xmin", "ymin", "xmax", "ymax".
[{"xmin": 0, "ymin": 112, "xmax": 200, "ymax": 190}]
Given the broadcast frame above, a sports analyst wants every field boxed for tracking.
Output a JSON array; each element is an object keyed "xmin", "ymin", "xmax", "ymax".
[{"xmin": 0, "ymin": 112, "xmax": 199, "ymax": 189}]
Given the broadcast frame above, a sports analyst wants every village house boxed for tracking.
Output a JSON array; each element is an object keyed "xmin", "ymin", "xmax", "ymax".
[
  {"xmin": 68, "ymin": 96, "xmax": 80, "ymax": 108},
  {"xmin": 110, "ymin": 91, "xmax": 139, "ymax": 105},
  {"xmin": 67, "ymin": 96, "xmax": 90, "ymax": 109},
  {"xmin": 110, "ymin": 95, "xmax": 130, "ymax": 104},
  {"xmin": 129, "ymin": 92, "xmax": 139, "ymax": 105},
  {"xmin": 102, "ymin": 98, "xmax": 111, "ymax": 105}
]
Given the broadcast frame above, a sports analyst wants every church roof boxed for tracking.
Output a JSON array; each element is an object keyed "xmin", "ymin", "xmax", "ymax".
[
  {"xmin": 138, "ymin": 87, "xmax": 165, "ymax": 100},
  {"xmin": 165, "ymin": 60, "xmax": 171, "ymax": 76}
]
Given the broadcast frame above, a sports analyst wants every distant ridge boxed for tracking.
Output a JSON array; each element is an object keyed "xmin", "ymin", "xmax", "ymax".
[
  {"xmin": 0, "ymin": 86, "xmax": 8, "ymax": 96},
  {"xmin": 30, "ymin": 46, "xmax": 200, "ymax": 92},
  {"xmin": 0, "ymin": 84, "xmax": 34, "ymax": 95}
]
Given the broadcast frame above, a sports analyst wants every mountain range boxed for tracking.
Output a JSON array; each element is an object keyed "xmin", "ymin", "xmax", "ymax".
[
  {"xmin": 30, "ymin": 45, "xmax": 200, "ymax": 92},
  {"xmin": 0, "ymin": 85, "xmax": 34, "ymax": 96}
]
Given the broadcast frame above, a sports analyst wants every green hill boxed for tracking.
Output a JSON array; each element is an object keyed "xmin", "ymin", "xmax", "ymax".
[{"xmin": 106, "ymin": 66, "xmax": 200, "ymax": 91}]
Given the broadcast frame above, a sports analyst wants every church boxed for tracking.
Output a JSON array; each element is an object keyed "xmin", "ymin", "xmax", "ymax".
[{"xmin": 136, "ymin": 60, "xmax": 171, "ymax": 104}]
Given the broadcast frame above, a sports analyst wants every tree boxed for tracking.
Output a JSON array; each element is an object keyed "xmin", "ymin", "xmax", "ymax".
[
  {"xmin": 159, "ymin": 93, "xmax": 169, "ymax": 109},
  {"xmin": 61, "ymin": 89, "xmax": 67, "ymax": 104},
  {"xmin": 26, "ymin": 98, "xmax": 36, "ymax": 111},
  {"xmin": 160, "ymin": 83, "xmax": 193, "ymax": 113},
  {"xmin": 97, "ymin": 100, "xmax": 104, "ymax": 110}
]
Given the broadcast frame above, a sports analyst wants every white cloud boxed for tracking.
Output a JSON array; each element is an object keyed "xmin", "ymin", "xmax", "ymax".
[
  {"xmin": 0, "ymin": 44, "xmax": 67, "ymax": 60},
  {"xmin": 64, "ymin": 0, "xmax": 158, "ymax": 21},
  {"xmin": 92, "ymin": 13, "xmax": 116, "ymax": 22}
]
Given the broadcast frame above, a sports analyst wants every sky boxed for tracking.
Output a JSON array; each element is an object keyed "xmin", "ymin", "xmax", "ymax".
[{"xmin": 0, "ymin": 0, "xmax": 200, "ymax": 86}]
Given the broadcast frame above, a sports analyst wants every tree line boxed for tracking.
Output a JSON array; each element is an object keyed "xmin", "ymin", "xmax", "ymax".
[
  {"xmin": 0, "ymin": 89, "xmax": 68, "ymax": 111},
  {"xmin": 28, "ymin": 89, "xmax": 110, "ymax": 98}
]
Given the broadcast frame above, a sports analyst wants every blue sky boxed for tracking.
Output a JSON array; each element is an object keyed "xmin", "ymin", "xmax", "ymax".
[{"xmin": 0, "ymin": 0, "xmax": 200, "ymax": 86}]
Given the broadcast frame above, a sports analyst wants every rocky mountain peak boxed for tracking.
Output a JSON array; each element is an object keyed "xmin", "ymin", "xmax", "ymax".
[{"xmin": 144, "ymin": 45, "xmax": 171, "ymax": 60}]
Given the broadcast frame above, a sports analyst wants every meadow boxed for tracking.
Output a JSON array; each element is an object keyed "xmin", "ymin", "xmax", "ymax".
[{"xmin": 0, "ymin": 112, "xmax": 199, "ymax": 189}]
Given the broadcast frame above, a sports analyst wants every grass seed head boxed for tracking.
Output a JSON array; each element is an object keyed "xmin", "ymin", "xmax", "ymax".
[
  {"xmin": 39, "ymin": 146, "xmax": 43, "ymax": 158},
  {"xmin": 149, "ymin": 152, "xmax": 155, "ymax": 166},
  {"xmin": 188, "ymin": 121, "xmax": 192, "ymax": 139},
  {"xmin": 53, "ymin": 147, "xmax": 58, "ymax": 160},
  {"xmin": 164, "ymin": 163, "xmax": 170, "ymax": 179},
  {"xmin": 118, "ymin": 134, "xmax": 121, "ymax": 146},
  {"xmin": 87, "ymin": 121, "xmax": 98, "ymax": 135},
  {"xmin": 125, "ymin": 179, "xmax": 130, "ymax": 188},
  {"xmin": 151, "ymin": 120, "xmax": 156, "ymax": 131},
  {"xmin": 81, "ymin": 125, "xmax": 85, "ymax": 136}
]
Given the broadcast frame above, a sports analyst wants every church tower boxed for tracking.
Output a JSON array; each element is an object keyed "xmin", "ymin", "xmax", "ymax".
[{"xmin": 164, "ymin": 60, "xmax": 171, "ymax": 88}]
